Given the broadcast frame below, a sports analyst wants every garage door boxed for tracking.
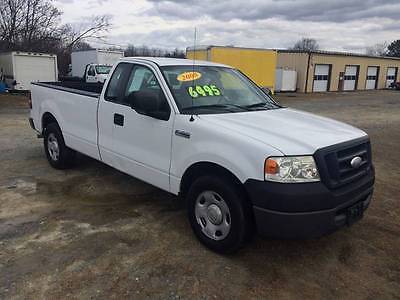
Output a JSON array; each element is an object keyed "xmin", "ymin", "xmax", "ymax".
[
  {"xmin": 366, "ymin": 67, "xmax": 379, "ymax": 90},
  {"xmin": 313, "ymin": 64, "xmax": 330, "ymax": 92},
  {"xmin": 343, "ymin": 66, "xmax": 358, "ymax": 91},
  {"xmin": 386, "ymin": 67, "xmax": 397, "ymax": 88},
  {"xmin": 14, "ymin": 55, "xmax": 57, "ymax": 90}
]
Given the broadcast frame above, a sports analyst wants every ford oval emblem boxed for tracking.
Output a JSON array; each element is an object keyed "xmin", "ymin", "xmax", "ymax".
[{"xmin": 350, "ymin": 156, "xmax": 363, "ymax": 169}]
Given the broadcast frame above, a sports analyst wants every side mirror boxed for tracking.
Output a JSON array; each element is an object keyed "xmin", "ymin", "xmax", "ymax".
[
  {"xmin": 260, "ymin": 86, "xmax": 281, "ymax": 106},
  {"xmin": 261, "ymin": 87, "xmax": 272, "ymax": 96},
  {"xmin": 130, "ymin": 90, "xmax": 170, "ymax": 121}
]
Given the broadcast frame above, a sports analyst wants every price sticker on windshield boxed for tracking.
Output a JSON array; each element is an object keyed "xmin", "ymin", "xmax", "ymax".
[{"xmin": 188, "ymin": 85, "xmax": 221, "ymax": 98}]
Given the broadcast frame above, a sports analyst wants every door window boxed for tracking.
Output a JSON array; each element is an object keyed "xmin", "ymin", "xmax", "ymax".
[
  {"xmin": 105, "ymin": 63, "xmax": 132, "ymax": 103},
  {"xmin": 123, "ymin": 65, "xmax": 171, "ymax": 114},
  {"xmin": 125, "ymin": 66, "xmax": 160, "ymax": 95}
]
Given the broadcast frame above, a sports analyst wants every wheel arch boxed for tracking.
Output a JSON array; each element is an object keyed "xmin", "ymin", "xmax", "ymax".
[
  {"xmin": 41, "ymin": 112, "xmax": 59, "ymax": 133},
  {"xmin": 180, "ymin": 161, "xmax": 246, "ymax": 199}
]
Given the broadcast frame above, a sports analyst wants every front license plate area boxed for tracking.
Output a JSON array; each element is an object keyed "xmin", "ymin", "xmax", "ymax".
[{"xmin": 346, "ymin": 202, "xmax": 364, "ymax": 226}]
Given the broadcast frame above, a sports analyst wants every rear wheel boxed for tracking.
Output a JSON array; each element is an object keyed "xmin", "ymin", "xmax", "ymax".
[
  {"xmin": 44, "ymin": 123, "xmax": 76, "ymax": 169},
  {"xmin": 187, "ymin": 175, "xmax": 251, "ymax": 253}
]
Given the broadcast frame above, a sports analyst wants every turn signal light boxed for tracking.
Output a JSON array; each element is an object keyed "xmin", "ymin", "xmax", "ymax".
[{"xmin": 265, "ymin": 158, "xmax": 278, "ymax": 174}]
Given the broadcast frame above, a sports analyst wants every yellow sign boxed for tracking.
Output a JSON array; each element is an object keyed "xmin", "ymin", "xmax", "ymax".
[{"xmin": 177, "ymin": 72, "xmax": 202, "ymax": 82}]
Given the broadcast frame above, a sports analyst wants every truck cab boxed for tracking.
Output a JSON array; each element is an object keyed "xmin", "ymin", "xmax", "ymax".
[
  {"xmin": 29, "ymin": 57, "xmax": 375, "ymax": 253},
  {"xmin": 84, "ymin": 64, "xmax": 112, "ymax": 83}
]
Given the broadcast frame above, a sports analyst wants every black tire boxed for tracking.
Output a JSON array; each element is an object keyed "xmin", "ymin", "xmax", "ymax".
[
  {"xmin": 186, "ymin": 175, "xmax": 252, "ymax": 254},
  {"xmin": 43, "ymin": 122, "xmax": 76, "ymax": 169}
]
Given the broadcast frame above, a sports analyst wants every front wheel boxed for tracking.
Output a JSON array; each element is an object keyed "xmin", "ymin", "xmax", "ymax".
[
  {"xmin": 44, "ymin": 123, "xmax": 76, "ymax": 169},
  {"xmin": 186, "ymin": 176, "xmax": 251, "ymax": 253}
]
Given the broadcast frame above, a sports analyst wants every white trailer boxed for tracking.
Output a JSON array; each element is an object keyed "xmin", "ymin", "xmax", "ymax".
[
  {"xmin": 0, "ymin": 52, "xmax": 58, "ymax": 91},
  {"xmin": 71, "ymin": 49, "xmax": 124, "ymax": 78},
  {"xmin": 275, "ymin": 68, "xmax": 297, "ymax": 92}
]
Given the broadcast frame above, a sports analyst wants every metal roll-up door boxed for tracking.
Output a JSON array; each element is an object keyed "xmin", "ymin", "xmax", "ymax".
[
  {"xmin": 313, "ymin": 64, "xmax": 330, "ymax": 92},
  {"xmin": 366, "ymin": 66, "xmax": 378, "ymax": 90},
  {"xmin": 386, "ymin": 67, "xmax": 397, "ymax": 88},
  {"xmin": 344, "ymin": 66, "xmax": 358, "ymax": 91}
]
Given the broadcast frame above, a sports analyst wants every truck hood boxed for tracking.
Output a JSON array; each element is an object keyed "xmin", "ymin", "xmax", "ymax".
[{"xmin": 200, "ymin": 108, "xmax": 367, "ymax": 155}]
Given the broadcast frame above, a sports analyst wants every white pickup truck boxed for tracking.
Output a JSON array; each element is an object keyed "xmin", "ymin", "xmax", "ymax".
[
  {"xmin": 29, "ymin": 57, "xmax": 375, "ymax": 253},
  {"xmin": 84, "ymin": 64, "xmax": 112, "ymax": 83}
]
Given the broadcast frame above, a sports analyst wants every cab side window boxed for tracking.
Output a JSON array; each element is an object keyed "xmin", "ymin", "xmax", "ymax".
[
  {"xmin": 124, "ymin": 65, "xmax": 171, "ymax": 115},
  {"xmin": 105, "ymin": 63, "xmax": 132, "ymax": 103}
]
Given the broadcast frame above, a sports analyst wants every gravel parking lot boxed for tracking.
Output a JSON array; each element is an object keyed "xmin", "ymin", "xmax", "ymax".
[{"xmin": 0, "ymin": 90, "xmax": 399, "ymax": 299}]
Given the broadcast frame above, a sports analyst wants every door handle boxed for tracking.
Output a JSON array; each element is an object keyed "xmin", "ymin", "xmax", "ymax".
[
  {"xmin": 114, "ymin": 113, "xmax": 124, "ymax": 126},
  {"xmin": 175, "ymin": 130, "xmax": 191, "ymax": 139}
]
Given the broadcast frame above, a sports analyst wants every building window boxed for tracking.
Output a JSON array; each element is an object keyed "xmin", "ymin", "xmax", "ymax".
[
  {"xmin": 344, "ymin": 75, "xmax": 357, "ymax": 80},
  {"xmin": 314, "ymin": 75, "xmax": 329, "ymax": 80}
]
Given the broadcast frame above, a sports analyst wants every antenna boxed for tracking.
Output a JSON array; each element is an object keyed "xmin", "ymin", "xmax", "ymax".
[
  {"xmin": 190, "ymin": 27, "xmax": 197, "ymax": 122},
  {"xmin": 192, "ymin": 27, "xmax": 197, "ymax": 76}
]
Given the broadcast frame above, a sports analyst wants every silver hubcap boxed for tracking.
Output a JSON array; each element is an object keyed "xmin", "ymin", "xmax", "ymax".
[
  {"xmin": 195, "ymin": 191, "xmax": 231, "ymax": 241},
  {"xmin": 47, "ymin": 133, "xmax": 60, "ymax": 161}
]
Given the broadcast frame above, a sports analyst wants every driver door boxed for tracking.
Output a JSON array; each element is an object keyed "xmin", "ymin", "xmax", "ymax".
[{"xmin": 98, "ymin": 63, "xmax": 174, "ymax": 192}]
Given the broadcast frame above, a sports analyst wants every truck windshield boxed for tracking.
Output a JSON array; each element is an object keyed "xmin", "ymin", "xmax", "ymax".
[
  {"xmin": 161, "ymin": 66, "xmax": 280, "ymax": 114},
  {"xmin": 96, "ymin": 65, "xmax": 112, "ymax": 74}
]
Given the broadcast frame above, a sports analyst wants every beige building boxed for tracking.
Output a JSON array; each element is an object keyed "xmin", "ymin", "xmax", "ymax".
[{"xmin": 277, "ymin": 50, "xmax": 400, "ymax": 93}]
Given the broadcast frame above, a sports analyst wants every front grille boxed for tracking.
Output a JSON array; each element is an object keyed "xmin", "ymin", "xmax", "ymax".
[{"xmin": 314, "ymin": 137, "xmax": 372, "ymax": 189}]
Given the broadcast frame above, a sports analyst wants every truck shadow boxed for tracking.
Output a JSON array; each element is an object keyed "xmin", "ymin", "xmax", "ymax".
[
  {"xmin": 26, "ymin": 153, "xmax": 360, "ymax": 267},
  {"xmin": 69, "ymin": 153, "xmax": 351, "ymax": 257},
  {"xmin": 2, "ymin": 152, "xmax": 372, "ymax": 299}
]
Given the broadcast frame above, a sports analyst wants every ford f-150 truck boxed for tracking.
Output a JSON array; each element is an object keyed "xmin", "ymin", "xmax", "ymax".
[{"xmin": 29, "ymin": 57, "xmax": 375, "ymax": 253}]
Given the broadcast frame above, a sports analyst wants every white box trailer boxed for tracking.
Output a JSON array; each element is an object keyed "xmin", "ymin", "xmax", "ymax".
[
  {"xmin": 71, "ymin": 49, "xmax": 124, "ymax": 78},
  {"xmin": 0, "ymin": 52, "xmax": 58, "ymax": 91},
  {"xmin": 275, "ymin": 68, "xmax": 297, "ymax": 92}
]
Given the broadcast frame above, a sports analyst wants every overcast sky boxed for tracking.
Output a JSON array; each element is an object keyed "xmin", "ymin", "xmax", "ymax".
[{"xmin": 55, "ymin": 0, "xmax": 400, "ymax": 53}]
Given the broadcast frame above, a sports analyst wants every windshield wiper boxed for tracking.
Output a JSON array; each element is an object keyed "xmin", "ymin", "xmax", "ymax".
[
  {"xmin": 181, "ymin": 104, "xmax": 250, "ymax": 112},
  {"xmin": 223, "ymin": 104, "xmax": 251, "ymax": 111},
  {"xmin": 246, "ymin": 102, "xmax": 268, "ymax": 108},
  {"xmin": 245, "ymin": 102, "xmax": 279, "ymax": 110}
]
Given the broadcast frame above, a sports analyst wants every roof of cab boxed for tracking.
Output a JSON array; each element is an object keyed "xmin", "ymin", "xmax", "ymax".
[{"xmin": 120, "ymin": 57, "xmax": 231, "ymax": 68}]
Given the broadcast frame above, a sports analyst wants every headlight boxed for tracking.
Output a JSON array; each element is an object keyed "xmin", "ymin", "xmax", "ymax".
[{"xmin": 264, "ymin": 156, "xmax": 320, "ymax": 183}]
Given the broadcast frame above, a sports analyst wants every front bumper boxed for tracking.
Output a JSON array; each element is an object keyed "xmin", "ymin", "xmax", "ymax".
[{"xmin": 244, "ymin": 167, "xmax": 375, "ymax": 239}]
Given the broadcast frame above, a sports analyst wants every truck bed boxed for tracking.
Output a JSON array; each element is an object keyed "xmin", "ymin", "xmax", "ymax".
[
  {"xmin": 32, "ymin": 82, "xmax": 103, "ymax": 98},
  {"xmin": 30, "ymin": 80, "xmax": 101, "ymax": 161}
]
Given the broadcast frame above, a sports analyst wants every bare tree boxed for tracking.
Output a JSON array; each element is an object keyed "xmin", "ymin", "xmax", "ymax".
[
  {"xmin": 0, "ymin": 0, "xmax": 112, "ymax": 74},
  {"xmin": 0, "ymin": 0, "xmax": 62, "ymax": 51},
  {"xmin": 124, "ymin": 44, "xmax": 136, "ymax": 56},
  {"xmin": 124, "ymin": 44, "xmax": 185, "ymax": 58},
  {"xmin": 62, "ymin": 15, "xmax": 111, "ymax": 50},
  {"xmin": 0, "ymin": 0, "xmax": 111, "ymax": 50},
  {"xmin": 72, "ymin": 41, "xmax": 94, "ymax": 51},
  {"xmin": 23, "ymin": 0, "xmax": 61, "ymax": 46},
  {"xmin": 366, "ymin": 42, "xmax": 388, "ymax": 56},
  {"xmin": 387, "ymin": 40, "xmax": 400, "ymax": 57},
  {"xmin": 0, "ymin": 0, "xmax": 25, "ymax": 47},
  {"xmin": 291, "ymin": 38, "xmax": 319, "ymax": 51}
]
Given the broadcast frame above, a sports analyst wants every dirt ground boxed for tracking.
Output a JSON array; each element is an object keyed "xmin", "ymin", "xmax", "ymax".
[{"xmin": 0, "ymin": 90, "xmax": 399, "ymax": 299}]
